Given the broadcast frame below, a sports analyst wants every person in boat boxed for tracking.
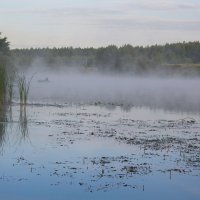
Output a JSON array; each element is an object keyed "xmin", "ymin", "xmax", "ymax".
[{"xmin": 38, "ymin": 77, "xmax": 49, "ymax": 82}]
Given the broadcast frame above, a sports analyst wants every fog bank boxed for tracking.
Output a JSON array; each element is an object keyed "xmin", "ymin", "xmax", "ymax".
[{"xmin": 14, "ymin": 69, "xmax": 200, "ymax": 113}]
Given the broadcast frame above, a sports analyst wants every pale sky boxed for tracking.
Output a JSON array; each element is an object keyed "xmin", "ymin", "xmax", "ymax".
[{"xmin": 0, "ymin": 0, "xmax": 200, "ymax": 49}]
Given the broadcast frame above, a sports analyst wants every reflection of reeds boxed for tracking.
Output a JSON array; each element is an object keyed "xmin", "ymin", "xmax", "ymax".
[
  {"xmin": 17, "ymin": 74, "xmax": 32, "ymax": 139},
  {"xmin": 17, "ymin": 74, "xmax": 34, "ymax": 143},
  {"xmin": 0, "ymin": 63, "xmax": 9, "ymax": 154},
  {"xmin": 0, "ymin": 64, "xmax": 32, "ymax": 152},
  {"xmin": 18, "ymin": 106, "xmax": 29, "ymax": 141}
]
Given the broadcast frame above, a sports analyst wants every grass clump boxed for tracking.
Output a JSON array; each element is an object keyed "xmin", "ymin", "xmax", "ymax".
[
  {"xmin": 0, "ymin": 64, "xmax": 8, "ymax": 104},
  {"xmin": 0, "ymin": 63, "xmax": 15, "ymax": 105},
  {"xmin": 17, "ymin": 74, "xmax": 33, "ymax": 106}
]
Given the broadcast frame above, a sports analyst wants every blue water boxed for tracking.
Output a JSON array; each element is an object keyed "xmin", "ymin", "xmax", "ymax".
[{"xmin": 0, "ymin": 104, "xmax": 199, "ymax": 200}]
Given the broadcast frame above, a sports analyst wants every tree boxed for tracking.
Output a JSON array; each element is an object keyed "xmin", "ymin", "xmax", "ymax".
[{"xmin": 0, "ymin": 33, "xmax": 10, "ymax": 55}]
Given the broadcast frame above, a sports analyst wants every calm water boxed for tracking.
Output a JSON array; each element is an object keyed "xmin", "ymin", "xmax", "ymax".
[{"xmin": 0, "ymin": 103, "xmax": 199, "ymax": 199}]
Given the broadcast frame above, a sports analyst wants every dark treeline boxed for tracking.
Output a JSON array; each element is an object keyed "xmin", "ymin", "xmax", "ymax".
[
  {"xmin": 11, "ymin": 41, "xmax": 200, "ymax": 75},
  {"xmin": 0, "ymin": 33, "xmax": 10, "ymax": 65}
]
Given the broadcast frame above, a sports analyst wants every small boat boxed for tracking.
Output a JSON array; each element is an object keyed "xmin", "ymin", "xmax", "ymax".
[{"xmin": 38, "ymin": 77, "xmax": 49, "ymax": 83}]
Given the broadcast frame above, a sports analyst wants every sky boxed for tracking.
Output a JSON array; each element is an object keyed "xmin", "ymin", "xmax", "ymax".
[{"xmin": 0, "ymin": 0, "xmax": 200, "ymax": 49}]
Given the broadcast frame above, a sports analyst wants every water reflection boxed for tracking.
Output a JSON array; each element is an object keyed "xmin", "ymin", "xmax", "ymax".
[
  {"xmin": 0, "ymin": 103, "xmax": 30, "ymax": 154},
  {"xmin": 18, "ymin": 105, "xmax": 29, "ymax": 142},
  {"xmin": 0, "ymin": 103, "xmax": 199, "ymax": 200}
]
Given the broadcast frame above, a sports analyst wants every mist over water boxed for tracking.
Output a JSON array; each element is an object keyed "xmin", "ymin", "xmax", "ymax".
[
  {"xmin": 3, "ymin": 57, "xmax": 200, "ymax": 200},
  {"xmin": 16, "ymin": 66, "xmax": 200, "ymax": 113}
]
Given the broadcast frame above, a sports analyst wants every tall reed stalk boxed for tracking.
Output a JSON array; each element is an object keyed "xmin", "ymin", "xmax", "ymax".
[
  {"xmin": 0, "ymin": 102, "xmax": 7, "ymax": 154},
  {"xmin": 17, "ymin": 74, "xmax": 34, "ymax": 143},
  {"xmin": 7, "ymin": 73, "xmax": 15, "ymax": 104},
  {"xmin": 0, "ymin": 63, "xmax": 9, "ymax": 154},
  {"xmin": 0, "ymin": 63, "xmax": 15, "ymax": 105},
  {"xmin": 18, "ymin": 75, "xmax": 33, "ymax": 106},
  {"xmin": 0, "ymin": 64, "xmax": 7, "ymax": 104}
]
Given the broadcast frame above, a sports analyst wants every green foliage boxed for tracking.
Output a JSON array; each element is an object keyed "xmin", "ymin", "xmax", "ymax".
[
  {"xmin": 18, "ymin": 75, "xmax": 33, "ymax": 106},
  {"xmin": 11, "ymin": 41, "xmax": 200, "ymax": 74},
  {"xmin": 0, "ymin": 64, "xmax": 7, "ymax": 104},
  {"xmin": 0, "ymin": 33, "xmax": 10, "ymax": 56},
  {"xmin": 0, "ymin": 64, "xmax": 15, "ymax": 105},
  {"xmin": 0, "ymin": 33, "xmax": 12, "ymax": 152},
  {"xmin": 0, "ymin": 33, "xmax": 13, "ymax": 105}
]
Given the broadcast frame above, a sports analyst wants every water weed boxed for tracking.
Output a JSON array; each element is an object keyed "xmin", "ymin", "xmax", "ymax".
[{"xmin": 17, "ymin": 74, "xmax": 34, "ymax": 106}]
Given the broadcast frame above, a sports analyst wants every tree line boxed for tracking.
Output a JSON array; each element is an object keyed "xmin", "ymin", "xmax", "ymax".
[
  {"xmin": 1, "ymin": 32, "xmax": 200, "ymax": 74},
  {"xmin": 11, "ymin": 41, "xmax": 200, "ymax": 74},
  {"xmin": 0, "ymin": 33, "xmax": 10, "ymax": 65}
]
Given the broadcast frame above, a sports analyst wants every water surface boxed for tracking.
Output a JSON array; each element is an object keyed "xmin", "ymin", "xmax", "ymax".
[{"xmin": 0, "ymin": 103, "xmax": 199, "ymax": 199}]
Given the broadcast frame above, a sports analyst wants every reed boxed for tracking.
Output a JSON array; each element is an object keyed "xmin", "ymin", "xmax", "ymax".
[
  {"xmin": 17, "ymin": 74, "xmax": 33, "ymax": 106},
  {"xmin": 7, "ymin": 72, "xmax": 15, "ymax": 104},
  {"xmin": 0, "ymin": 63, "xmax": 7, "ymax": 104},
  {"xmin": 0, "ymin": 63, "xmax": 9, "ymax": 153},
  {"xmin": 0, "ymin": 102, "xmax": 8, "ymax": 154}
]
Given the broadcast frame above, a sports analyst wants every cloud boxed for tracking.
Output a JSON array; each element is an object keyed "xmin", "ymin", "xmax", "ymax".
[
  {"xmin": 1, "ymin": 0, "xmax": 199, "ymax": 17},
  {"xmin": 2, "ymin": 3, "xmax": 199, "ymax": 32},
  {"xmin": 1, "ymin": 0, "xmax": 200, "ymax": 48},
  {"xmin": 123, "ymin": 0, "xmax": 200, "ymax": 11},
  {"xmin": 98, "ymin": 17, "xmax": 200, "ymax": 31}
]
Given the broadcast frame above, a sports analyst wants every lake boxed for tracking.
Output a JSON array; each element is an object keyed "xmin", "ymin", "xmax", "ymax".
[{"xmin": 0, "ymin": 101, "xmax": 199, "ymax": 200}]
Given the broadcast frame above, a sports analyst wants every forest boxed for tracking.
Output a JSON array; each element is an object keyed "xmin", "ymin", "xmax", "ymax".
[
  {"xmin": 11, "ymin": 41, "xmax": 200, "ymax": 75},
  {"xmin": 0, "ymin": 32, "xmax": 200, "ymax": 75}
]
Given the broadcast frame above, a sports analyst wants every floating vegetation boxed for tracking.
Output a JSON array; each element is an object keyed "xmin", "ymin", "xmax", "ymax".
[{"xmin": 0, "ymin": 103, "xmax": 199, "ymax": 199}]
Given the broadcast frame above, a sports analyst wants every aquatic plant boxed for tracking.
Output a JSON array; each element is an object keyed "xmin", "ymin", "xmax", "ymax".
[
  {"xmin": 0, "ymin": 63, "xmax": 15, "ymax": 105},
  {"xmin": 17, "ymin": 74, "xmax": 33, "ymax": 106},
  {"xmin": 7, "ymin": 72, "xmax": 15, "ymax": 104},
  {"xmin": 0, "ymin": 64, "xmax": 7, "ymax": 104},
  {"xmin": 17, "ymin": 73, "xmax": 35, "ymax": 143},
  {"xmin": 0, "ymin": 100, "xmax": 8, "ymax": 154}
]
